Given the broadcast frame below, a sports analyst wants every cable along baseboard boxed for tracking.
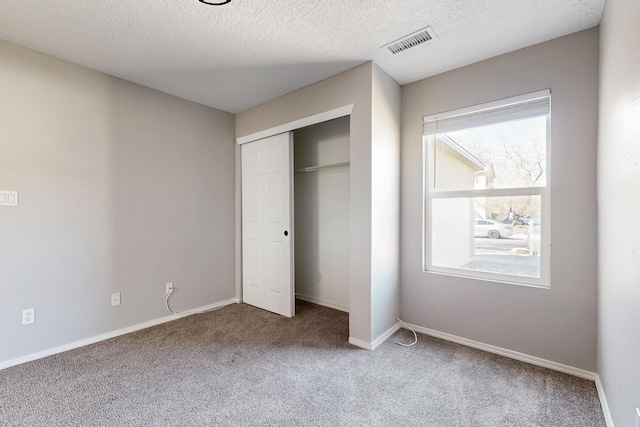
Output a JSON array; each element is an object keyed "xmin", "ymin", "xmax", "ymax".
[{"xmin": 294, "ymin": 161, "xmax": 350, "ymax": 174}]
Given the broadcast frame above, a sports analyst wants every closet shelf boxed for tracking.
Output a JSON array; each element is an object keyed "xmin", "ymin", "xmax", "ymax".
[{"xmin": 294, "ymin": 161, "xmax": 350, "ymax": 174}]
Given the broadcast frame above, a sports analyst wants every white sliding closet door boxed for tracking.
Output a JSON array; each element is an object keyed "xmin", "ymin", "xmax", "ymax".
[{"xmin": 241, "ymin": 132, "xmax": 294, "ymax": 317}]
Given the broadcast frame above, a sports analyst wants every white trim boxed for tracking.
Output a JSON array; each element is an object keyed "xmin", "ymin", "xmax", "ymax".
[
  {"xmin": 423, "ymin": 108, "xmax": 552, "ymax": 288},
  {"xmin": 236, "ymin": 104, "xmax": 354, "ymax": 145},
  {"xmin": 348, "ymin": 337, "xmax": 372, "ymax": 351},
  {"xmin": 349, "ymin": 322, "xmax": 402, "ymax": 351},
  {"xmin": 430, "ymin": 187, "xmax": 545, "ymax": 199},
  {"xmin": 371, "ymin": 322, "xmax": 402, "ymax": 351},
  {"xmin": 235, "ymin": 143, "xmax": 243, "ymax": 302},
  {"xmin": 595, "ymin": 374, "xmax": 615, "ymax": 427},
  {"xmin": 423, "ymin": 269, "xmax": 550, "ymax": 290},
  {"xmin": 295, "ymin": 294, "xmax": 349, "ymax": 313},
  {"xmin": 0, "ymin": 298, "xmax": 240, "ymax": 371},
  {"xmin": 403, "ymin": 322, "xmax": 596, "ymax": 381}
]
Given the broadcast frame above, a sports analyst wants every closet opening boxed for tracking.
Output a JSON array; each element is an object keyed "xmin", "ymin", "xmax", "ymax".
[{"xmin": 293, "ymin": 116, "xmax": 350, "ymax": 313}]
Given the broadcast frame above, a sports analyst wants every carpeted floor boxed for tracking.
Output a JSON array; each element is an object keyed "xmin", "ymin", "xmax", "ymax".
[{"xmin": 0, "ymin": 301, "xmax": 605, "ymax": 426}]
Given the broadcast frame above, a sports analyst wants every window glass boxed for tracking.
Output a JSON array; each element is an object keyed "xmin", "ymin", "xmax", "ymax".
[
  {"xmin": 434, "ymin": 116, "xmax": 547, "ymax": 191},
  {"xmin": 431, "ymin": 196, "xmax": 541, "ymax": 279},
  {"xmin": 424, "ymin": 90, "xmax": 550, "ymax": 286}
]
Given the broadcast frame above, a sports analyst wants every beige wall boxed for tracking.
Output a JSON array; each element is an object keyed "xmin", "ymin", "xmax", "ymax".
[
  {"xmin": 0, "ymin": 40, "xmax": 236, "ymax": 364},
  {"xmin": 400, "ymin": 28, "xmax": 599, "ymax": 371},
  {"xmin": 598, "ymin": 0, "xmax": 640, "ymax": 424}
]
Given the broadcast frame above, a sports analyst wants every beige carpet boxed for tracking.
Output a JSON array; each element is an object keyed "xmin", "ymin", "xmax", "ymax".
[{"xmin": 0, "ymin": 301, "xmax": 605, "ymax": 426}]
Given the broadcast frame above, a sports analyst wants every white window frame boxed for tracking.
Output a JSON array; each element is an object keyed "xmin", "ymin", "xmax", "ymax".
[{"xmin": 423, "ymin": 89, "xmax": 551, "ymax": 288}]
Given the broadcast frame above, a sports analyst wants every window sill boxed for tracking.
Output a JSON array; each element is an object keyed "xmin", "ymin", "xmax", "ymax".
[{"xmin": 422, "ymin": 268, "xmax": 550, "ymax": 290}]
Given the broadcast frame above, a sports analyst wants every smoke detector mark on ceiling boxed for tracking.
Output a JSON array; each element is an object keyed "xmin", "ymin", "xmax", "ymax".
[{"xmin": 383, "ymin": 26, "xmax": 438, "ymax": 54}]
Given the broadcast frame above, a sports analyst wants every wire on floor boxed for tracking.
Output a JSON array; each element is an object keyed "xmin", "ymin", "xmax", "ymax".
[
  {"xmin": 396, "ymin": 318, "xmax": 418, "ymax": 347},
  {"xmin": 165, "ymin": 291, "xmax": 226, "ymax": 315}
]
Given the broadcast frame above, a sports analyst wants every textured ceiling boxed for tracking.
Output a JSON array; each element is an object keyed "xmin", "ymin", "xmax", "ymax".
[{"xmin": 0, "ymin": 0, "xmax": 605, "ymax": 113}]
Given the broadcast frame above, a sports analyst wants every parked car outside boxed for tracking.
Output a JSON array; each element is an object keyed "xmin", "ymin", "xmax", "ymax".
[
  {"xmin": 474, "ymin": 219, "xmax": 514, "ymax": 239},
  {"xmin": 518, "ymin": 214, "xmax": 541, "ymax": 226}
]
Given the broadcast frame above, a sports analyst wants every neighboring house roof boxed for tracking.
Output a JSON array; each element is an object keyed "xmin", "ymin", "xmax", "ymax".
[{"xmin": 436, "ymin": 135, "xmax": 486, "ymax": 171}]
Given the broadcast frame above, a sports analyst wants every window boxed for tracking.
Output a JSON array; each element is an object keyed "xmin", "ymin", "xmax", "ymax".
[{"xmin": 423, "ymin": 90, "xmax": 550, "ymax": 287}]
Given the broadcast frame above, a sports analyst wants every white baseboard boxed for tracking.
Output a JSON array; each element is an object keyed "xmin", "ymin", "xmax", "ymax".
[
  {"xmin": 595, "ymin": 374, "xmax": 615, "ymax": 427},
  {"xmin": 348, "ymin": 337, "xmax": 372, "ymax": 350},
  {"xmin": 295, "ymin": 294, "xmax": 348, "ymax": 313},
  {"xmin": 403, "ymin": 322, "xmax": 597, "ymax": 381},
  {"xmin": 349, "ymin": 321, "xmax": 402, "ymax": 351},
  {"xmin": 0, "ymin": 298, "xmax": 240, "ymax": 371},
  {"xmin": 371, "ymin": 322, "xmax": 402, "ymax": 351}
]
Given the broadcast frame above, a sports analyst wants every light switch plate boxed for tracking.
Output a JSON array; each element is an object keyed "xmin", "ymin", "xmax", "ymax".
[{"xmin": 0, "ymin": 190, "xmax": 18, "ymax": 207}]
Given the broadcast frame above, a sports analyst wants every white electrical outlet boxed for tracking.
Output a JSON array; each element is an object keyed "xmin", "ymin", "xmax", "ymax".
[
  {"xmin": 166, "ymin": 282, "xmax": 174, "ymax": 294},
  {"xmin": 22, "ymin": 308, "xmax": 35, "ymax": 325},
  {"xmin": 111, "ymin": 293, "xmax": 121, "ymax": 307},
  {"xmin": 0, "ymin": 190, "xmax": 18, "ymax": 207}
]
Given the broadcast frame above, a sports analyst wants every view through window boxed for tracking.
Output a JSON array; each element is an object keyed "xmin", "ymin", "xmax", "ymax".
[{"xmin": 424, "ymin": 90, "xmax": 550, "ymax": 286}]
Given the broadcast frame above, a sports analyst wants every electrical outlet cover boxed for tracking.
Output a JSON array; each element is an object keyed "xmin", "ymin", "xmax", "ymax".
[
  {"xmin": 22, "ymin": 308, "xmax": 35, "ymax": 325},
  {"xmin": 111, "ymin": 293, "xmax": 121, "ymax": 307}
]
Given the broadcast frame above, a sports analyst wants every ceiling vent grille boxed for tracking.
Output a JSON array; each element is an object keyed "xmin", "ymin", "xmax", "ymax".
[{"xmin": 383, "ymin": 26, "xmax": 437, "ymax": 54}]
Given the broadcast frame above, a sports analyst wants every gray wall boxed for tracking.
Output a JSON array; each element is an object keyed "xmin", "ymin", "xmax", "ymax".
[
  {"xmin": 237, "ymin": 63, "xmax": 402, "ymax": 346},
  {"xmin": 598, "ymin": 0, "xmax": 640, "ymax": 424},
  {"xmin": 294, "ymin": 118, "xmax": 350, "ymax": 311},
  {"xmin": 237, "ymin": 63, "xmax": 374, "ymax": 344},
  {"xmin": 370, "ymin": 64, "xmax": 401, "ymax": 341},
  {"xmin": 400, "ymin": 28, "xmax": 599, "ymax": 371},
  {"xmin": 0, "ymin": 40, "xmax": 236, "ymax": 364}
]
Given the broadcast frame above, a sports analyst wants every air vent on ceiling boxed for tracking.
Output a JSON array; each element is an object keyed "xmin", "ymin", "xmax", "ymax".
[{"xmin": 383, "ymin": 26, "xmax": 437, "ymax": 55}]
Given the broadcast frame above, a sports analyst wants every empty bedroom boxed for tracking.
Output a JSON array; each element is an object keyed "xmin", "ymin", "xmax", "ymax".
[{"xmin": 1, "ymin": 0, "xmax": 638, "ymax": 426}]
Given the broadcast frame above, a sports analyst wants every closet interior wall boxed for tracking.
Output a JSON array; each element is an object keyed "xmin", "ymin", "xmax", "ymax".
[{"xmin": 293, "ymin": 117, "xmax": 350, "ymax": 312}]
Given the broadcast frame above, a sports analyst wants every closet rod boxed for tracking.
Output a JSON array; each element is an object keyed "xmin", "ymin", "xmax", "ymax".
[{"xmin": 294, "ymin": 161, "xmax": 350, "ymax": 174}]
